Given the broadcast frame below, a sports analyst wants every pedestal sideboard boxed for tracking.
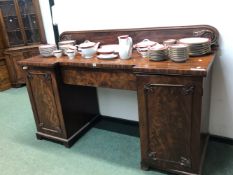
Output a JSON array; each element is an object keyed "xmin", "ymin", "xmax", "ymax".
[{"xmin": 19, "ymin": 25, "xmax": 219, "ymax": 175}]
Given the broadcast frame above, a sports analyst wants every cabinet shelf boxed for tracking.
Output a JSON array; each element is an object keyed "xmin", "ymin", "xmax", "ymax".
[
  {"xmin": 24, "ymin": 28, "xmax": 39, "ymax": 30},
  {"xmin": 21, "ymin": 13, "xmax": 36, "ymax": 17},
  {"xmin": 3, "ymin": 15, "xmax": 17, "ymax": 18},
  {"xmin": 7, "ymin": 29, "xmax": 21, "ymax": 32}
]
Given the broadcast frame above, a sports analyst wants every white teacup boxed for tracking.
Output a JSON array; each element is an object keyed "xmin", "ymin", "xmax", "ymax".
[
  {"xmin": 59, "ymin": 44, "xmax": 73, "ymax": 55},
  {"xmin": 66, "ymin": 49, "xmax": 76, "ymax": 59},
  {"xmin": 53, "ymin": 50, "xmax": 62, "ymax": 58}
]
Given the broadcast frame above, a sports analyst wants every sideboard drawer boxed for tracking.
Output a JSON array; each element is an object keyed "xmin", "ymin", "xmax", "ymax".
[{"xmin": 61, "ymin": 68, "xmax": 136, "ymax": 91}]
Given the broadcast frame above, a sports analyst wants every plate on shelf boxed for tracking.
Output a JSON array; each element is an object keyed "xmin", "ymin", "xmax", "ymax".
[
  {"xmin": 178, "ymin": 37, "xmax": 210, "ymax": 44},
  {"xmin": 97, "ymin": 54, "xmax": 118, "ymax": 60}
]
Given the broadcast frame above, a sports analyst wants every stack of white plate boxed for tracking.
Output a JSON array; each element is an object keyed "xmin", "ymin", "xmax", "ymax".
[
  {"xmin": 39, "ymin": 44, "xmax": 57, "ymax": 57},
  {"xmin": 148, "ymin": 44, "xmax": 168, "ymax": 61},
  {"xmin": 177, "ymin": 37, "xmax": 211, "ymax": 56},
  {"xmin": 169, "ymin": 44, "xmax": 189, "ymax": 62}
]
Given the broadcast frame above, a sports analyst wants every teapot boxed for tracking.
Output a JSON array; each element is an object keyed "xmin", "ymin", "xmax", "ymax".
[
  {"xmin": 118, "ymin": 35, "xmax": 133, "ymax": 59},
  {"xmin": 77, "ymin": 40, "xmax": 100, "ymax": 58}
]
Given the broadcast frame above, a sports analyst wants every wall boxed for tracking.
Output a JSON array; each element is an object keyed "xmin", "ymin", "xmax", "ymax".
[
  {"xmin": 39, "ymin": 0, "xmax": 233, "ymax": 138},
  {"xmin": 38, "ymin": 0, "xmax": 55, "ymax": 44}
]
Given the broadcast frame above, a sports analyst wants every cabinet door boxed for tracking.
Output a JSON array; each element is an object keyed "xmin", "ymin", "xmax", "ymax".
[
  {"xmin": 0, "ymin": 0, "xmax": 45, "ymax": 47},
  {"xmin": 18, "ymin": 0, "xmax": 41, "ymax": 44},
  {"xmin": 26, "ymin": 70, "xmax": 66, "ymax": 138},
  {"xmin": 137, "ymin": 75, "xmax": 196, "ymax": 170},
  {"xmin": 11, "ymin": 52, "xmax": 25, "ymax": 84}
]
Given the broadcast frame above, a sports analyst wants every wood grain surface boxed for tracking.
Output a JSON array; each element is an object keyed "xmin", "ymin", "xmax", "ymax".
[{"xmin": 19, "ymin": 51, "xmax": 216, "ymax": 77}]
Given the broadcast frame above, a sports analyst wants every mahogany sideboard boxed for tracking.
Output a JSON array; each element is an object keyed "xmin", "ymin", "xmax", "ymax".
[{"xmin": 19, "ymin": 25, "xmax": 219, "ymax": 175}]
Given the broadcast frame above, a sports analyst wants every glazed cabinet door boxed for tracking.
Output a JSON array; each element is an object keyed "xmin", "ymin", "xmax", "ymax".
[
  {"xmin": 0, "ymin": 0, "xmax": 46, "ymax": 47},
  {"xmin": 26, "ymin": 69, "xmax": 66, "ymax": 138},
  {"xmin": 137, "ymin": 75, "xmax": 199, "ymax": 172}
]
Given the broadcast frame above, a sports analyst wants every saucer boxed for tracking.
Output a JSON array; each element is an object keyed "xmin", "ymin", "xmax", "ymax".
[{"xmin": 97, "ymin": 54, "xmax": 118, "ymax": 60}]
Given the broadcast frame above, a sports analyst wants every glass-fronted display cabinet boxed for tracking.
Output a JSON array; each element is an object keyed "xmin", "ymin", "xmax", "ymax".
[
  {"xmin": 0, "ymin": 0, "xmax": 46, "ymax": 47},
  {"xmin": 0, "ymin": 0, "xmax": 46, "ymax": 87}
]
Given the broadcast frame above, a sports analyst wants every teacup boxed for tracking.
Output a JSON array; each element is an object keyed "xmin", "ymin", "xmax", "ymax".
[
  {"xmin": 59, "ymin": 44, "xmax": 73, "ymax": 55},
  {"xmin": 66, "ymin": 49, "xmax": 76, "ymax": 59},
  {"xmin": 53, "ymin": 50, "xmax": 62, "ymax": 58}
]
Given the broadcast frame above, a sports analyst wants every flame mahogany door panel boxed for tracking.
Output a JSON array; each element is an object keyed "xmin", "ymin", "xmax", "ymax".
[
  {"xmin": 26, "ymin": 69, "xmax": 66, "ymax": 138},
  {"xmin": 137, "ymin": 74, "xmax": 202, "ymax": 173}
]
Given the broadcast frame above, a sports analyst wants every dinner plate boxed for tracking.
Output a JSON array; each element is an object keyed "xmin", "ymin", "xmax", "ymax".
[
  {"xmin": 97, "ymin": 54, "xmax": 118, "ymax": 60},
  {"xmin": 178, "ymin": 37, "xmax": 210, "ymax": 44}
]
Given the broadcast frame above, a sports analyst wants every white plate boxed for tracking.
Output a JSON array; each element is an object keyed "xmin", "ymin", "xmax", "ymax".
[
  {"xmin": 178, "ymin": 37, "xmax": 210, "ymax": 44},
  {"xmin": 97, "ymin": 54, "xmax": 118, "ymax": 59}
]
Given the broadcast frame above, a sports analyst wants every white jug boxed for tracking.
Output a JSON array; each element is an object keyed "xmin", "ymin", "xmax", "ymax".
[{"xmin": 118, "ymin": 35, "xmax": 133, "ymax": 59}]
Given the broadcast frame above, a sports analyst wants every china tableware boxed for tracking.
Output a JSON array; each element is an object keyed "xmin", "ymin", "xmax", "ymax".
[
  {"xmin": 168, "ymin": 44, "xmax": 189, "ymax": 62},
  {"xmin": 118, "ymin": 35, "xmax": 133, "ymax": 59},
  {"xmin": 39, "ymin": 44, "xmax": 57, "ymax": 57},
  {"xmin": 97, "ymin": 48, "xmax": 115, "ymax": 55},
  {"xmin": 177, "ymin": 37, "xmax": 211, "ymax": 56},
  {"xmin": 136, "ymin": 47, "xmax": 148, "ymax": 58},
  {"xmin": 148, "ymin": 44, "xmax": 168, "ymax": 61},
  {"xmin": 163, "ymin": 39, "xmax": 176, "ymax": 46},
  {"xmin": 77, "ymin": 40, "xmax": 100, "ymax": 58},
  {"xmin": 66, "ymin": 49, "xmax": 76, "ymax": 59},
  {"xmin": 97, "ymin": 54, "xmax": 118, "ymax": 60},
  {"xmin": 59, "ymin": 44, "xmax": 73, "ymax": 55},
  {"xmin": 100, "ymin": 44, "xmax": 119, "ymax": 53},
  {"xmin": 134, "ymin": 39, "xmax": 158, "ymax": 48},
  {"xmin": 53, "ymin": 50, "xmax": 62, "ymax": 58},
  {"xmin": 58, "ymin": 40, "xmax": 76, "ymax": 46}
]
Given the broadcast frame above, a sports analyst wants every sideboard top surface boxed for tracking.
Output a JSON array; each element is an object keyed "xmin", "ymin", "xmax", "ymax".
[{"xmin": 19, "ymin": 51, "xmax": 216, "ymax": 76}]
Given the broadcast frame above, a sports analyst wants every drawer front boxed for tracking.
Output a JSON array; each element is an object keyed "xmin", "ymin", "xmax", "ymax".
[{"xmin": 62, "ymin": 68, "xmax": 136, "ymax": 90}]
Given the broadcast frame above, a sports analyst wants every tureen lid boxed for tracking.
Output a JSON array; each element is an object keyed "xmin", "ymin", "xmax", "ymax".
[
  {"xmin": 79, "ymin": 40, "xmax": 96, "ymax": 48},
  {"xmin": 134, "ymin": 39, "xmax": 158, "ymax": 48},
  {"xmin": 149, "ymin": 44, "xmax": 167, "ymax": 50}
]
